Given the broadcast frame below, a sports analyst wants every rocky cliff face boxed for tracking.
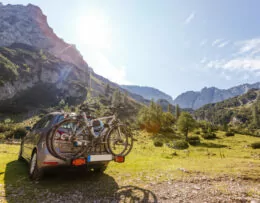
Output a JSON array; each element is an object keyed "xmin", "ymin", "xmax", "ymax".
[
  {"xmin": 173, "ymin": 83, "xmax": 260, "ymax": 109},
  {"xmin": 0, "ymin": 3, "xmax": 88, "ymax": 70},
  {"xmin": 0, "ymin": 44, "xmax": 88, "ymax": 112},
  {"xmin": 0, "ymin": 3, "xmax": 147, "ymax": 113}
]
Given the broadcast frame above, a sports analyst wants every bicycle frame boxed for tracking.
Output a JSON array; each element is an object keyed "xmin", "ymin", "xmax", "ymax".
[{"xmin": 73, "ymin": 111, "xmax": 117, "ymax": 139}]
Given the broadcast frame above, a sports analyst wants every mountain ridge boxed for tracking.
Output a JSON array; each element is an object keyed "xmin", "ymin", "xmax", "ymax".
[
  {"xmin": 121, "ymin": 85, "xmax": 174, "ymax": 104},
  {"xmin": 173, "ymin": 82, "xmax": 260, "ymax": 109}
]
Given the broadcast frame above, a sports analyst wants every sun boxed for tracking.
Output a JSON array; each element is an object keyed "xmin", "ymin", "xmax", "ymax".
[{"xmin": 76, "ymin": 11, "xmax": 110, "ymax": 49}]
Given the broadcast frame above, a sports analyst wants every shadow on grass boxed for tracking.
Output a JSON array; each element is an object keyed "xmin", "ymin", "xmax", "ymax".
[
  {"xmin": 195, "ymin": 142, "xmax": 227, "ymax": 148},
  {"xmin": 4, "ymin": 160, "xmax": 157, "ymax": 202}
]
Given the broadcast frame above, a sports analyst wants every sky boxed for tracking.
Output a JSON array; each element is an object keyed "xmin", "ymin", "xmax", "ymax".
[{"xmin": 2, "ymin": 0, "xmax": 260, "ymax": 98}]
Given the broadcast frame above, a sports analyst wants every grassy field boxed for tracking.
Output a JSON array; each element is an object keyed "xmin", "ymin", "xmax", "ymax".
[{"xmin": 0, "ymin": 131, "xmax": 259, "ymax": 202}]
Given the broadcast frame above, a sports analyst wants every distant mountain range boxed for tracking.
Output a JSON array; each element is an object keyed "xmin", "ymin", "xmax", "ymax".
[
  {"xmin": 194, "ymin": 89, "xmax": 260, "ymax": 128},
  {"xmin": 121, "ymin": 85, "xmax": 174, "ymax": 104},
  {"xmin": 173, "ymin": 82, "xmax": 260, "ymax": 109},
  {"xmin": 123, "ymin": 83, "xmax": 260, "ymax": 110}
]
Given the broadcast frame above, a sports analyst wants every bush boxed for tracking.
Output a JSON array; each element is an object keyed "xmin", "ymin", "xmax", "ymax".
[
  {"xmin": 188, "ymin": 135, "xmax": 200, "ymax": 145},
  {"xmin": 153, "ymin": 140, "xmax": 163, "ymax": 147},
  {"xmin": 0, "ymin": 123, "xmax": 9, "ymax": 132},
  {"xmin": 251, "ymin": 141, "xmax": 260, "ymax": 149},
  {"xmin": 172, "ymin": 140, "xmax": 189, "ymax": 150},
  {"xmin": 202, "ymin": 132, "xmax": 216, "ymax": 139},
  {"xmin": 195, "ymin": 131, "xmax": 200, "ymax": 135},
  {"xmin": 14, "ymin": 127, "xmax": 27, "ymax": 139},
  {"xmin": 225, "ymin": 132, "xmax": 235, "ymax": 137}
]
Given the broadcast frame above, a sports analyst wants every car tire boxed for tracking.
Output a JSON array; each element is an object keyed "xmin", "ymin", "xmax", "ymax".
[
  {"xmin": 93, "ymin": 164, "xmax": 107, "ymax": 173},
  {"xmin": 29, "ymin": 150, "xmax": 43, "ymax": 181}
]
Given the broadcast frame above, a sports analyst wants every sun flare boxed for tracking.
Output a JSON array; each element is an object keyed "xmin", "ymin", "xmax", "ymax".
[{"xmin": 76, "ymin": 11, "xmax": 110, "ymax": 49}]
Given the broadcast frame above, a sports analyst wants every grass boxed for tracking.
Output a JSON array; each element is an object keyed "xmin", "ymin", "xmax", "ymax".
[
  {"xmin": 0, "ymin": 130, "xmax": 259, "ymax": 202},
  {"xmin": 107, "ymin": 131, "xmax": 260, "ymax": 182}
]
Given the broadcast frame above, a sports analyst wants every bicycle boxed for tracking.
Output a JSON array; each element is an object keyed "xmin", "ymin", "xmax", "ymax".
[{"xmin": 46, "ymin": 105, "xmax": 134, "ymax": 161}]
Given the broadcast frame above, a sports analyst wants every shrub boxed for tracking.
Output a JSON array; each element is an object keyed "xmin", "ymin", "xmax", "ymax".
[
  {"xmin": 202, "ymin": 132, "xmax": 216, "ymax": 140},
  {"xmin": 188, "ymin": 135, "xmax": 200, "ymax": 145},
  {"xmin": 172, "ymin": 140, "xmax": 189, "ymax": 150},
  {"xmin": 14, "ymin": 127, "xmax": 27, "ymax": 139},
  {"xmin": 251, "ymin": 141, "xmax": 260, "ymax": 149},
  {"xmin": 153, "ymin": 140, "xmax": 163, "ymax": 147},
  {"xmin": 0, "ymin": 123, "xmax": 9, "ymax": 132},
  {"xmin": 195, "ymin": 131, "xmax": 200, "ymax": 135},
  {"xmin": 225, "ymin": 132, "xmax": 235, "ymax": 137}
]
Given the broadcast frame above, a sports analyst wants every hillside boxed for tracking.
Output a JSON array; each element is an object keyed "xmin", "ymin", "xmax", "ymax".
[
  {"xmin": 173, "ymin": 83, "xmax": 260, "ymax": 109},
  {"xmin": 121, "ymin": 85, "xmax": 174, "ymax": 104},
  {"xmin": 194, "ymin": 89, "xmax": 260, "ymax": 130},
  {"xmin": 0, "ymin": 3, "xmax": 146, "ymax": 115}
]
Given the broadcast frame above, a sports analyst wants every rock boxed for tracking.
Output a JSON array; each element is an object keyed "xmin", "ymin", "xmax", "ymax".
[
  {"xmin": 0, "ymin": 4, "xmax": 88, "ymax": 70},
  {"xmin": 173, "ymin": 83, "xmax": 260, "ymax": 109}
]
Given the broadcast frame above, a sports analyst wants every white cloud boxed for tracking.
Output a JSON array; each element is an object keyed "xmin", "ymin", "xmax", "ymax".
[
  {"xmin": 212, "ymin": 39, "xmax": 223, "ymax": 47},
  {"xmin": 237, "ymin": 37, "xmax": 260, "ymax": 55},
  {"xmin": 223, "ymin": 58, "xmax": 260, "ymax": 71},
  {"xmin": 206, "ymin": 58, "xmax": 260, "ymax": 71},
  {"xmin": 205, "ymin": 37, "xmax": 260, "ymax": 75},
  {"xmin": 184, "ymin": 12, "xmax": 196, "ymax": 24},
  {"xmin": 217, "ymin": 40, "xmax": 229, "ymax": 48}
]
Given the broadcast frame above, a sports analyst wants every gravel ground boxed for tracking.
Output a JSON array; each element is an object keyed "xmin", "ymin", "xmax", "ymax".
[{"xmin": 1, "ymin": 175, "xmax": 259, "ymax": 203}]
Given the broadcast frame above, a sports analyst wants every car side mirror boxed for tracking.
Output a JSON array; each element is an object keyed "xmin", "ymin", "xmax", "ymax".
[{"xmin": 25, "ymin": 126, "xmax": 31, "ymax": 131}]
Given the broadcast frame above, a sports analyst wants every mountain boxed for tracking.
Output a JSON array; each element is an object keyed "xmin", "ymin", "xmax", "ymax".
[
  {"xmin": 173, "ymin": 82, "xmax": 260, "ymax": 109},
  {"xmin": 194, "ymin": 89, "xmax": 260, "ymax": 130},
  {"xmin": 121, "ymin": 85, "xmax": 174, "ymax": 104},
  {"xmin": 0, "ymin": 3, "xmax": 147, "ymax": 113}
]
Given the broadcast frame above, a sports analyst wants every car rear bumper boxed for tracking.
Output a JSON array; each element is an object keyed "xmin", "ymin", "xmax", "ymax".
[{"xmin": 37, "ymin": 145, "xmax": 113, "ymax": 169}]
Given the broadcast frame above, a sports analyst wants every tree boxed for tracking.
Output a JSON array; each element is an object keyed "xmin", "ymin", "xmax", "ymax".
[
  {"xmin": 177, "ymin": 112, "xmax": 196, "ymax": 140},
  {"xmin": 161, "ymin": 112, "xmax": 176, "ymax": 130},
  {"xmin": 122, "ymin": 92, "xmax": 129, "ymax": 105},
  {"xmin": 175, "ymin": 104, "xmax": 180, "ymax": 119},
  {"xmin": 252, "ymin": 104, "xmax": 259, "ymax": 128},
  {"xmin": 112, "ymin": 89, "xmax": 122, "ymax": 107},
  {"xmin": 137, "ymin": 100, "xmax": 163, "ymax": 133},
  {"xmin": 105, "ymin": 84, "xmax": 110, "ymax": 96},
  {"xmin": 167, "ymin": 104, "xmax": 172, "ymax": 113}
]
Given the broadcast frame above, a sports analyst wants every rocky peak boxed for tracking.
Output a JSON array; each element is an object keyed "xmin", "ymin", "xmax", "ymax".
[
  {"xmin": 173, "ymin": 82, "xmax": 260, "ymax": 109},
  {"xmin": 0, "ymin": 3, "xmax": 88, "ymax": 70}
]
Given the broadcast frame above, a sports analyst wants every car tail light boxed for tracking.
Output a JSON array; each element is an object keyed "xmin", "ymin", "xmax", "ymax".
[
  {"xmin": 114, "ymin": 156, "xmax": 125, "ymax": 163},
  {"xmin": 72, "ymin": 158, "xmax": 86, "ymax": 166},
  {"xmin": 43, "ymin": 161, "xmax": 58, "ymax": 165}
]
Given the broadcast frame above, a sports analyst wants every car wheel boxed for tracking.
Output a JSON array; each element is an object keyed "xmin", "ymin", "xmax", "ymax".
[
  {"xmin": 29, "ymin": 150, "xmax": 43, "ymax": 181},
  {"xmin": 93, "ymin": 165, "xmax": 107, "ymax": 173}
]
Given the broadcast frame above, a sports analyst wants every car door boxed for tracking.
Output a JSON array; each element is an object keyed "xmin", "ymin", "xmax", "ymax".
[{"xmin": 23, "ymin": 117, "xmax": 48, "ymax": 160}]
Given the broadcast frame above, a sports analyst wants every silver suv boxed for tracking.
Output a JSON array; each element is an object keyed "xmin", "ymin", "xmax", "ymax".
[{"xmin": 19, "ymin": 112, "xmax": 116, "ymax": 180}]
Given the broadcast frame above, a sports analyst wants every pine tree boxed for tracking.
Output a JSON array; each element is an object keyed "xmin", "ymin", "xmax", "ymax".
[
  {"xmin": 252, "ymin": 104, "xmax": 259, "ymax": 128},
  {"xmin": 105, "ymin": 84, "xmax": 110, "ymax": 96},
  {"xmin": 167, "ymin": 104, "xmax": 172, "ymax": 113},
  {"xmin": 177, "ymin": 112, "xmax": 196, "ymax": 140},
  {"xmin": 175, "ymin": 104, "xmax": 180, "ymax": 119},
  {"xmin": 112, "ymin": 89, "xmax": 122, "ymax": 107}
]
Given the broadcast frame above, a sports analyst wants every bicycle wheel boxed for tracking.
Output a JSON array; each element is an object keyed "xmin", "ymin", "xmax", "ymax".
[
  {"xmin": 47, "ymin": 119, "xmax": 90, "ymax": 161},
  {"xmin": 106, "ymin": 124, "xmax": 134, "ymax": 156}
]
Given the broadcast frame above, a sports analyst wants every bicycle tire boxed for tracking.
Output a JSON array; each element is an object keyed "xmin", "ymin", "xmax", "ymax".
[
  {"xmin": 47, "ymin": 119, "xmax": 90, "ymax": 161},
  {"xmin": 105, "ymin": 124, "xmax": 134, "ymax": 156}
]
